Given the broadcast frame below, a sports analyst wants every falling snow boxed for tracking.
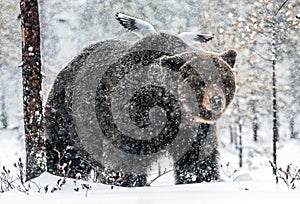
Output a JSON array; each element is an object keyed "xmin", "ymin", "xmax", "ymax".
[{"xmin": 1, "ymin": 0, "xmax": 300, "ymax": 202}]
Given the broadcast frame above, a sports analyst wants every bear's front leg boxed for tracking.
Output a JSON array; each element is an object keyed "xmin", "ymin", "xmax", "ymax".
[{"xmin": 174, "ymin": 123, "xmax": 219, "ymax": 184}]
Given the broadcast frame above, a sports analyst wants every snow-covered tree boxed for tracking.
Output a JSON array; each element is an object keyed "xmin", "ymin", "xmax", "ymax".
[{"xmin": 246, "ymin": 0, "xmax": 299, "ymax": 173}]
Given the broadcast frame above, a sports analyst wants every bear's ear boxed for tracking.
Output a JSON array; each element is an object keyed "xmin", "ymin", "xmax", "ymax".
[
  {"xmin": 220, "ymin": 49, "xmax": 237, "ymax": 68},
  {"xmin": 159, "ymin": 55, "xmax": 186, "ymax": 71}
]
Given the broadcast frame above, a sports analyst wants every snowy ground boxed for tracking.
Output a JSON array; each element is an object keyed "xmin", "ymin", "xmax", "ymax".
[
  {"xmin": 1, "ymin": 172, "xmax": 300, "ymax": 204},
  {"xmin": 1, "ymin": 128, "xmax": 300, "ymax": 203}
]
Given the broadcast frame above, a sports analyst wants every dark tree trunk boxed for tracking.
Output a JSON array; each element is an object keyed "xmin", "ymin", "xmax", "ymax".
[
  {"xmin": 290, "ymin": 117, "xmax": 296, "ymax": 139},
  {"xmin": 271, "ymin": 18, "xmax": 278, "ymax": 175},
  {"xmin": 269, "ymin": 0, "xmax": 291, "ymax": 175},
  {"xmin": 238, "ymin": 117, "xmax": 243, "ymax": 168},
  {"xmin": 0, "ymin": 92, "xmax": 8, "ymax": 129},
  {"xmin": 253, "ymin": 115, "xmax": 258, "ymax": 142},
  {"xmin": 20, "ymin": 0, "xmax": 46, "ymax": 181},
  {"xmin": 236, "ymin": 101, "xmax": 243, "ymax": 168},
  {"xmin": 229, "ymin": 125, "xmax": 234, "ymax": 144},
  {"xmin": 251, "ymin": 103, "xmax": 258, "ymax": 142}
]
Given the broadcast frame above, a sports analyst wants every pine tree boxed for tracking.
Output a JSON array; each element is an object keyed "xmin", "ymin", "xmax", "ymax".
[
  {"xmin": 244, "ymin": 0, "xmax": 299, "ymax": 175},
  {"xmin": 20, "ymin": 0, "xmax": 46, "ymax": 181}
]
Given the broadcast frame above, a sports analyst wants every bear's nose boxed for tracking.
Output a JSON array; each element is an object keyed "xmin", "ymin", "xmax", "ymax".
[{"xmin": 210, "ymin": 95, "xmax": 223, "ymax": 111}]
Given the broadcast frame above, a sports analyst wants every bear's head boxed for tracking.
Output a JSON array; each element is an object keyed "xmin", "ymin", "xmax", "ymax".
[{"xmin": 160, "ymin": 49, "xmax": 237, "ymax": 123}]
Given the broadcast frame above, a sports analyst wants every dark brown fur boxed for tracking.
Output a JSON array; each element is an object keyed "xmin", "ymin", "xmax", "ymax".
[{"xmin": 44, "ymin": 33, "xmax": 237, "ymax": 186}]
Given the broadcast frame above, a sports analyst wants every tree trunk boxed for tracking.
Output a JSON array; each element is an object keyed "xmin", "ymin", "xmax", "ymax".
[
  {"xmin": 0, "ymin": 92, "xmax": 8, "ymax": 129},
  {"xmin": 236, "ymin": 101, "xmax": 243, "ymax": 168},
  {"xmin": 251, "ymin": 103, "xmax": 258, "ymax": 142},
  {"xmin": 290, "ymin": 117, "xmax": 296, "ymax": 139},
  {"xmin": 229, "ymin": 125, "xmax": 234, "ymax": 144},
  {"xmin": 238, "ymin": 118, "xmax": 243, "ymax": 168},
  {"xmin": 20, "ymin": 0, "xmax": 46, "ymax": 181},
  {"xmin": 253, "ymin": 115, "xmax": 258, "ymax": 142},
  {"xmin": 271, "ymin": 18, "xmax": 278, "ymax": 175}
]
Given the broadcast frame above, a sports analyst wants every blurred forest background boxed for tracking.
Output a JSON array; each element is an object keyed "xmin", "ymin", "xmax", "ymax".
[{"xmin": 0, "ymin": 0, "xmax": 300, "ymax": 172}]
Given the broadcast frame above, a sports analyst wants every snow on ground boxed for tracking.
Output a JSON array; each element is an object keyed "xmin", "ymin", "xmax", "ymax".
[
  {"xmin": 0, "ymin": 171, "xmax": 299, "ymax": 204},
  {"xmin": 1, "ymin": 128, "xmax": 300, "ymax": 203}
]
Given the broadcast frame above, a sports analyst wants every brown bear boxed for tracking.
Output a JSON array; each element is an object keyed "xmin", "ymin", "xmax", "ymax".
[{"xmin": 44, "ymin": 33, "xmax": 237, "ymax": 186}]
